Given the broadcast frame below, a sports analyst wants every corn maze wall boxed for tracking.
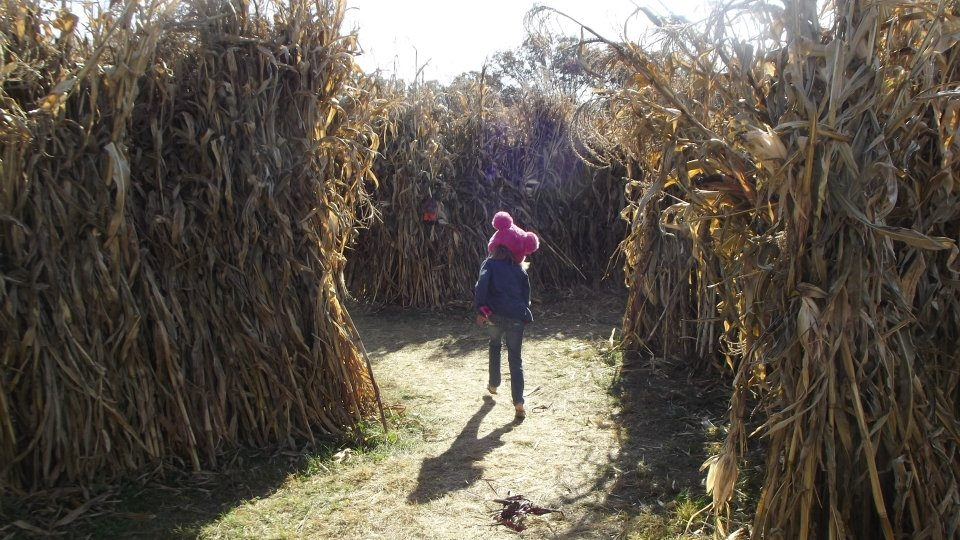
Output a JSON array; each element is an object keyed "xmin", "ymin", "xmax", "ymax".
[
  {"xmin": 599, "ymin": 0, "xmax": 960, "ymax": 537},
  {"xmin": 345, "ymin": 79, "xmax": 628, "ymax": 307},
  {"xmin": 0, "ymin": 0, "xmax": 381, "ymax": 495}
]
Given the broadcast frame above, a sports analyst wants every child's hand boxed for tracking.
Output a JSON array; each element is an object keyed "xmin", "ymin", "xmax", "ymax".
[{"xmin": 476, "ymin": 305, "xmax": 492, "ymax": 325}]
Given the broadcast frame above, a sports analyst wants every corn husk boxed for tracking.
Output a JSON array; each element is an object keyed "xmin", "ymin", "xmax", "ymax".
[
  {"xmin": 1, "ymin": 0, "xmax": 383, "ymax": 494},
  {"xmin": 584, "ymin": 0, "xmax": 960, "ymax": 537}
]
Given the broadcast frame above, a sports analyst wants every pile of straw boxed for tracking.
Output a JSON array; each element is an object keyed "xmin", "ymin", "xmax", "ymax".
[
  {"xmin": 1, "ymin": 0, "xmax": 382, "ymax": 494},
  {"xmin": 588, "ymin": 0, "xmax": 960, "ymax": 537}
]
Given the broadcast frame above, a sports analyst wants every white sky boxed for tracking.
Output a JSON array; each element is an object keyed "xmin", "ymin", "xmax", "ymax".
[{"xmin": 342, "ymin": 0, "xmax": 709, "ymax": 83}]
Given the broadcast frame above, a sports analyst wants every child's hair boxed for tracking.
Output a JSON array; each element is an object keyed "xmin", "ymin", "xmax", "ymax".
[
  {"xmin": 490, "ymin": 244, "xmax": 531, "ymax": 270},
  {"xmin": 490, "ymin": 245, "xmax": 514, "ymax": 261}
]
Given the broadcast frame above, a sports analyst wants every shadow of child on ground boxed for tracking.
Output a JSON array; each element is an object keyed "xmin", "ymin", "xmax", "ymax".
[{"xmin": 407, "ymin": 395, "xmax": 515, "ymax": 504}]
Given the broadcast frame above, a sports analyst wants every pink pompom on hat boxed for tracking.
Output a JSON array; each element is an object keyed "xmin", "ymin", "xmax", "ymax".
[{"xmin": 487, "ymin": 211, "xmax": 539, "ymax": 263}]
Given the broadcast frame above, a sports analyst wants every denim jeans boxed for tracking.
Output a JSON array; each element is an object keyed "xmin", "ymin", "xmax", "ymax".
[{"xmin": 487, "ymin": 315, "xmax": 525, "ymax": 405}]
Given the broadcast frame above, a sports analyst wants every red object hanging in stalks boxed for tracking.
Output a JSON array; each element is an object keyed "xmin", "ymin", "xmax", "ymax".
[{"xmin": 420, "ymin": 196, "xmax": 438, "ymax": 226}]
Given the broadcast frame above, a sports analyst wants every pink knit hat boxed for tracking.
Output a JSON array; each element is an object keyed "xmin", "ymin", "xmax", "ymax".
[{"xmin": 487, "ymin": 211, "xmax": 539, "ymax": 263}]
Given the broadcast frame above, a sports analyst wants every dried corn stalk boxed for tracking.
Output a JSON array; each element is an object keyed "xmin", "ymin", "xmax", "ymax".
[
  {"xmin": 1, "ymin": 0, "xmax": 384, "ymax": 494},
  {"xmin": 346, "ymin": 76, "xmax": 627, "ymax": 307},
  {"xmin": 582, "ymin": 0, "xmax": 960, "ymax": 537}
]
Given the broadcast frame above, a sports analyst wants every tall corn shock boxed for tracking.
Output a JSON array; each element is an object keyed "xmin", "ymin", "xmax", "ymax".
[
  {"xmin": 594, "ymin": 0, "xmax": 960, "ymax": 537},
  {"xmin": 0, "ymin": 0, "xmax": 383, "ymax": 494},
  {"xmin": 347, "ymin": 75, "xmax": 627, "ymax": 307}
]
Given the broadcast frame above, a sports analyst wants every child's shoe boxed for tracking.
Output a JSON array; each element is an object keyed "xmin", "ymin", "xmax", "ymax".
[
  {"xmin": 487, "ymin": 385, "xmax": 497, "ymax": 395},
  {"xmin": 514, "ymin": 403, "xmax": 526, "ymax": 420}
]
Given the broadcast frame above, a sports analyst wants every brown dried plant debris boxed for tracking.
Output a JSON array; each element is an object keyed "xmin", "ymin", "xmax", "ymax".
[{"xmin": 491, "ymin": 493, "xmax": 563, "ymax": 532}]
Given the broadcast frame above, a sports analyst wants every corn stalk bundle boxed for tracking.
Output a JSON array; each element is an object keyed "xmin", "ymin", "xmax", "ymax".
[
  {"xmin": 461, "ymin": 89, "xmax": 604, "ymax": 288},
  {"xmin": 568, "ymin": 63, "xmax": 721, "ymax": 364},
  {"xmin": 346, "ymin": 76, "xmax": 627, "ymax": 307},
  {"xmin": 617, "ymin": 182, "xmax": 704, "ymax": 362},
  {"xmin": 345, "ymin": 82, "xmax": 477, "ymax": 306},
  {"xmin": 0, "ymin": 0, "xmax": 382, "ymax": 495},
  {"xmin": 588, "ymin": 0, "xmax": 960, "ymax": 537},
  {"xmin": 509, "ymin": 93, "xmax": 627, "ymax": 289}
]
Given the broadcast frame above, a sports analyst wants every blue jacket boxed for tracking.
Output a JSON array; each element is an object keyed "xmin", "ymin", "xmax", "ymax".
[{"xmin": 473, "ymin": 257, "xmax": 533, "ymax": 323}]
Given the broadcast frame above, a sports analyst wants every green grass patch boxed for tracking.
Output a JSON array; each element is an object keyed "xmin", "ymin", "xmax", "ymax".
[{"xmin": 46, "ymin": 406, "xmax": 427, "ymax": 540}]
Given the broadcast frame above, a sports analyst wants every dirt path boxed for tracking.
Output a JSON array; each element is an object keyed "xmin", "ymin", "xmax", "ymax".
[{"xmin": 339, "ymin": 298, "xmax": 626, "ymax": 539}]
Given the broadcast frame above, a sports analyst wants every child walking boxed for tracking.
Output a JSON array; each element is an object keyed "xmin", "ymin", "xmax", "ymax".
[{"xmin": 473, "ymin": 211, "xmax": 539, "ymax": 421}]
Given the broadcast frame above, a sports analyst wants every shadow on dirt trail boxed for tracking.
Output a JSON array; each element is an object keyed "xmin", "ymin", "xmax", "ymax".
[
  {"xmin": 407, "ymin": 396, "xmax": 515, "ymax": 504},
  {"xmin": 348, "ymin": 286, "xmax": 626, "ymax": 360},
  {"xmin": 7, "ymin": 447, "xmax": 320, "ymax": 539},
  {"xmin": 575, "ymin": 357, "xmax": 730, "ymax": 536},
  {"xmin": 542, "ymin": 357, "xmax": 729, "ymax": 539},
  {"xmin": 348, "ymin": 302, "xmax": 481, "ymax": 358},
  {"xmin": 354, "ymin": 287, "xmax": 731, "ymax": 537}
]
